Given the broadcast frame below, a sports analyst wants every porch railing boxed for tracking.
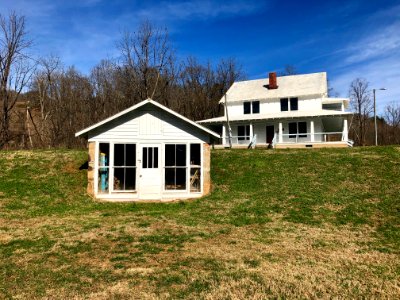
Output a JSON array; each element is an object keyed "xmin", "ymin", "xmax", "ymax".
[
  {"xmin": 221, "ymin": 132, "xmax": 349, "ymax": 146},
  {"xmin": 278, "ymin": 132, "xmax": 345, "ymax": 143}
]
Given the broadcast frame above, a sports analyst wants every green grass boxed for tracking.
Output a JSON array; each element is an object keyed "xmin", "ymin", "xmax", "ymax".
[{"xmin": 0, "ymin": 147, "xmax": 399, "ymax": 298}]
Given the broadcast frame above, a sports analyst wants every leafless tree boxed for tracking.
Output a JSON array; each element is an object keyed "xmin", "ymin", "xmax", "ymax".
[
  {"xmin": 29, "ymin": 55, "xmax": 62, "ymax": 146},
  {"xmin": 0, "ymin": 11, "xmax": 34, "ymax": 148},
  {"xmin": 279, "ymin": 65, "xmax": 298, "ymax": 76},
  {"xmin": 117, "ymin": 21, "xmax": 175, "ymax": 105},
  {"xmin": 349, "ymin": 78, "xmax": 372, "ymax": 146},
  {"xmin": 384, "ymin": 102, "xmax": 400, "ymax": 144}
]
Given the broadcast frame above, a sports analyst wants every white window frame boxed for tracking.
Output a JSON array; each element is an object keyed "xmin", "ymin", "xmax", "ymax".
[
  {"xmin": 95, "ymin": 141, "xmax": 138, "ymax": 195},
  {"xmin": 280, "ymin": 97, "xmax": 299, "ymax": 112},
  {"xmin": 243, "ymin": 100, "xmax": 260, "ymax": 114}
]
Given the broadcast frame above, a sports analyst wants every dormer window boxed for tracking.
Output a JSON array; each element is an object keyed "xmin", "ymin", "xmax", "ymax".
[
  {"xmin": 243, "ymin": 101, "xmax": 260, "ymax": 114},
  {"xmin": 280, "ymin": 97, "xmax": 298, "ymax": 111}
]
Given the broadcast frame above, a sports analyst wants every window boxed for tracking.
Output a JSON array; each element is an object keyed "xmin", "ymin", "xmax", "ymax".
[
  {"xmin": 165, "ymin": 144, "xmax": 187, "ymax": 190},
  {"xmin": 243, "ymin": 101, "xmax": 260, "ymax": 114},
  {"xmin": 190, "ymin": 144, "xmax": 201, "ymax": 192},
  {"xmin": 113, "ymin": 144, "xmax": 136, "ymax": 191},
  {"xmin": 298, "ymin": 122, "xmax": 307, "ymax": 137},
  {"xmin": 238, "ymin": 125, "xmax": 250, "ymax": 141},
  {"xmin": 252, "ymin": 101, "xmax": 260, "ymax": 114},
  {"xmin": 98, "ymin": 143, "xmax": 110, "ymax": 193},
  {"xmin": 243, "ymin": 102, "xmax": 251, "ymax": 114},
  {"xmin": 288, "ymin": 122, "xmax": 307, "ymax": 139},
  {"xmin": 280, "ymin": 98, "xmax": 288, "ymax": 111},
  {"xmin": 290, "ymin": 98, "xmax": 298, "ymax": 111},
  {"xmin": 281, "ymin": 97, "xmax": 298, "ymax": 111},
  {"xmin": 288, "ymin": 123, "xmax": 297, "ymax": 138},
  {"xmin": 142, "ymin": 147, "xmax": 158, "ymax": 168}
]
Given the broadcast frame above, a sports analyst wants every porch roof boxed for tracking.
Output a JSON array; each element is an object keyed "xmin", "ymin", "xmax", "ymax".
[{"xmin": 197, "ymin": 110, "xmax": 353, "ymax": 124}]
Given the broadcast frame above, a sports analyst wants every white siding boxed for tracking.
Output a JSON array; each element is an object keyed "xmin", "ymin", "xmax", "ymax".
[
  {"xmin": 88, "ymin": 106, "xmax": 209, "ymax": 143},
  {"xmin": 226, "ymin": 97, "xmax": 323, "ymax": 118}
]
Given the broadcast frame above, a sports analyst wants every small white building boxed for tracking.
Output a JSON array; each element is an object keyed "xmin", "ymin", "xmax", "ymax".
[
  {"xmin": 75, "ymin": 99, "xmax": 219, "ymax": 201},
  {"xmin": 198, "ymin": 72, "xmax": 353, "ymax": 148}
]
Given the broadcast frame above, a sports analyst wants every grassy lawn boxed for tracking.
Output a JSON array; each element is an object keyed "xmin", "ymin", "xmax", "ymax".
[{"xmin": 0, "ymin": 147, "xmax": 399, "ymax": 298}]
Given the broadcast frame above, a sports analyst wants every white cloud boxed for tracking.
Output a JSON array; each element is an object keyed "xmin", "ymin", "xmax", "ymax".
[
  {"xmin": 331, "ymin": 55, "xmax": 400, "ymax": 114},
  {"xmin": 345, "ymin": 21, "xmax": 400, "ymax": 64},
  {"xmin": 328, "ymin": 5, "xmax": 400, "ymax": 114},
  {"xmin": 137, "ymin": 0, "xmax": 265, "ymax": 21}
]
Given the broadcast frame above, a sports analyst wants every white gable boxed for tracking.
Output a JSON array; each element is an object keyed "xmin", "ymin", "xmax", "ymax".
[
  {"xmin": 87, "ymin": 105, "xmax": 213, "ymax": 143},
  {"xmin": 76, "ymin": 99, "xmax": 219, "ymax": 139}
]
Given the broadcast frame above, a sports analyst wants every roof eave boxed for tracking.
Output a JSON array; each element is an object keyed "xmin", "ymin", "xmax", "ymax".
[{"xmin": 75, "ymin": 99, "xmax": 220, "ymax": 139}]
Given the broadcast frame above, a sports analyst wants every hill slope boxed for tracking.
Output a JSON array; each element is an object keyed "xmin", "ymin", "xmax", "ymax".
[{"xmin": 0, "ymin": 147, "xmax": 399, "ymax": 298}]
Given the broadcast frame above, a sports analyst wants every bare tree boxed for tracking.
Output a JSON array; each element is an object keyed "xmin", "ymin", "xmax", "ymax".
[
  {"xmin": 279, "ymin": 65, "xmax": 298, "ymax": 76},
  {"xmin": 0, "ymin": 11, "xmax": 34, "ymax": 148},
  {"xmin": 117, "ymin": 21, "xmax": 175, "ymax": 105},
  {"xmin": 384, "ymin": 102, "xmax": 400, "ymax": 144},
  {"xmin": 349, "ymin": 78, "xmax": 372, "ymax": 146},
  {"xmin": 29, "ymin": 55, "xmax": 62, "ymax": 146}
]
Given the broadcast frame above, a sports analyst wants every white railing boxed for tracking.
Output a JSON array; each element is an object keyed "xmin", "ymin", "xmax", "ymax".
[
  {"xmin": 222, "ymin": 135, "xmax": 251, "ymax": 145},
  {"xmin": 221, "ymin": 132, "xmax": 351, "ymax": 147},
  {"xmin": 222, "ymin": 135, "xmax": 257, "ymax": 147},
  {"xmin": 279, "ymin": 132, "xmax": 345, "ymax": 143},
  {"xmin": 272, "ymin": 134, "xmax": 277, "ymax": 148}
]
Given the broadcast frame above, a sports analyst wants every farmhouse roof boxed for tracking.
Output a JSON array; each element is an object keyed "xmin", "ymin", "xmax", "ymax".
[
  {"xmin": 220, "ymin": 72, "xmax": 329, "ymax": 103},
  {"xmin": 75, "ymin": 98, "xmax": 220, "ymax": 138}
]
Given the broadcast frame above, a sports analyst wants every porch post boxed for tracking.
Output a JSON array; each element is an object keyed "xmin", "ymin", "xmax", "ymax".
[
  {"xmin": 343, "ymin": 119, "xmax": 348, "ymax": 141},
  {"xmin": 249, "ymin": 123, "xmax": 253, "ymax": 139},
  {"xmin": 278, "ymin": 122, "xmax": 283, "ymax": 143},
  {"xmin": 222, "ymin": 125, "xmax": 226, "ymax": 145},
  {"xmin": 310, "ymin": 120, "xmax": 315, "ymax": 142}
]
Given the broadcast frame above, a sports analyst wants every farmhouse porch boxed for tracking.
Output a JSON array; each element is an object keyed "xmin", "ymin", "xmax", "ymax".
[{"xmin": 214, "ymin": 116, "xmax": 352, "ymax": 148}]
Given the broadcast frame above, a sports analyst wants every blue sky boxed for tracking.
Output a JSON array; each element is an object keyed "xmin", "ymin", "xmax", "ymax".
[{"xmin": 1, "ymin": 0, "xmax": 399, "ymax": 113}]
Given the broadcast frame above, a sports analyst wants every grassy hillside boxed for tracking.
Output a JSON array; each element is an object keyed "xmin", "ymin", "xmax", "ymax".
[{"xmin": 0, "ymin": 147, "xmax": 399, "ymax": 298}]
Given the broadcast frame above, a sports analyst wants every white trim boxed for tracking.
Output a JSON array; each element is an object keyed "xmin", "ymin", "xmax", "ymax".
[
  {"xmin": 198, "ymin": 110, "xmax": 353, "ymax": 124},
  {"xmin": 310, "ymin": 120, "xmax": 315, "ymax": 142},
  {"xmin": 75, "ymin": 98, "xmax": 220, "ymax": 139},
  {"xmin": 93, "ymin": 140, "xmax": 206, "ymax": 200}
]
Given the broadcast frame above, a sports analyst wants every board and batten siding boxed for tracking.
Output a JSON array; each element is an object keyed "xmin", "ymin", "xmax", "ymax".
[
  {"xmin": 88, "ymin": 106, "xmax": 209, "ymax": 143},
  {"xmin": 83, "ymin": 103, "xmax": 214, "ymax": 201}
]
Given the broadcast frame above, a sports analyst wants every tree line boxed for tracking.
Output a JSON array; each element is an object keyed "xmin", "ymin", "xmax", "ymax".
[
  {"xmin": 1, "ymin": 13, "xmax": 244, "ymax": 149},
  {"xmin": 0, "ymin": 12, "xmax": 399, "ymax": 149},
  {"xmin": 349, "ymin": 78, "xmax": 400, "ymax": 146}
]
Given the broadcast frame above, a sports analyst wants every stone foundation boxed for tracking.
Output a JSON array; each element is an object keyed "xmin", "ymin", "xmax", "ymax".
[
  {"xmin": 87, "ymin": 142, "xmax": 95, "ymax": 196},
  {"xmin": 203, "ymin": 143, "xmax": 211, "ymax": 195}
]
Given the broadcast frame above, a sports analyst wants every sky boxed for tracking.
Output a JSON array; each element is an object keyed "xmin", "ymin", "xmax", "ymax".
[{"xmin": 1, "ymin": 0, "xmax": 399, "ymax": 113}]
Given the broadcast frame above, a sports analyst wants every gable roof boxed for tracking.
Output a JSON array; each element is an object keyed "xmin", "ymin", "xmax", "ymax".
[
  {"xmin": 220, "ymin": 72, "xmax": 328, "ymax": 103},
  {"xmin": 75, "ymin": 98, "xmax": 220, "ymax": 138}
]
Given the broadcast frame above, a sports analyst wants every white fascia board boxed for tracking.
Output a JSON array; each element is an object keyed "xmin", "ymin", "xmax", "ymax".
[
  {"xmin": 198, "ymin": 111, "xmax": 353, "ymax": 124},
  {"xmin": 219, "ymin": 93, "xmax": 327, "ymax": 104},
  {"xmin": 75, "ymin": 98, "xmax": 220, "ymax": 139}
]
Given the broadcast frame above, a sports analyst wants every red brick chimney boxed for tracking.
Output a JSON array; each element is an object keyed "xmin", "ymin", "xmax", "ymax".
[{"xmin": 268, "ymin": 72, "xmax": 278, "ymax": 89}]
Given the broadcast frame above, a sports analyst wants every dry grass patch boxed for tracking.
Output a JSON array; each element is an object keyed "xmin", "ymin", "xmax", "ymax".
[{"xmin": 1, "ymin": 147, "xmax": 400, "ymax": 298}]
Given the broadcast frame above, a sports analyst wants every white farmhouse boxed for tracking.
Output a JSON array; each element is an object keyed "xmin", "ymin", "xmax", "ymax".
[
  {"xmin": 198, "ymin": 72, "xmax": 353, "ymax": 148},
  {"xmin": 75, "ymin": 99, "xmax": 219, "ymax": 201}
]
